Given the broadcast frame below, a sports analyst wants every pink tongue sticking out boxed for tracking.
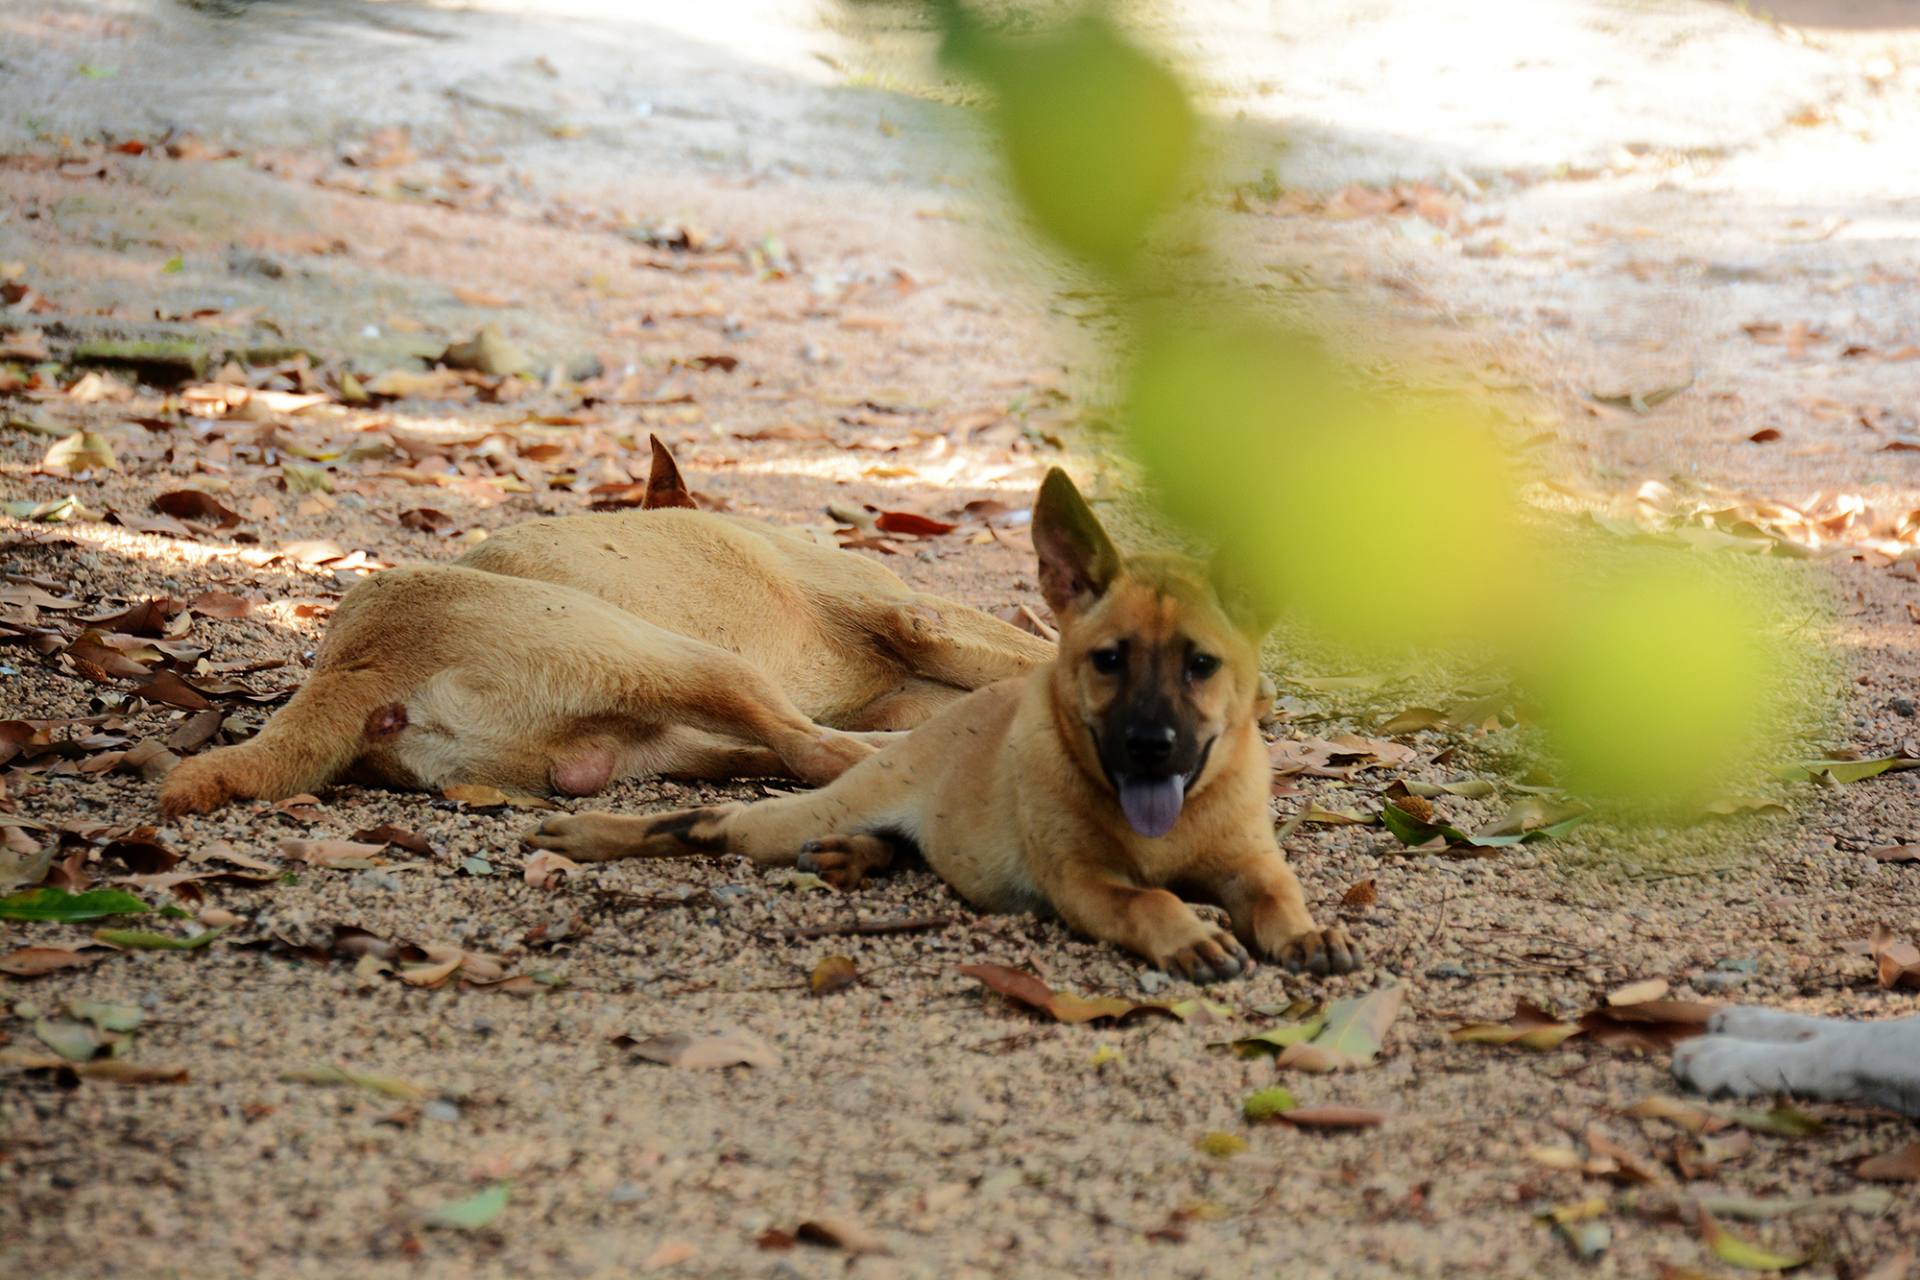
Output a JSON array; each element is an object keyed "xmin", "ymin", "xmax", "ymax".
[{"xmin": 1118, "ymin": 775, "xmax": 1184, "ymax": 839}]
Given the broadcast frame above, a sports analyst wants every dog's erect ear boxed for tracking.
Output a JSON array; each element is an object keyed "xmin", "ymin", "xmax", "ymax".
[
  {"xmin": 644, "ymin": 434, "xmax": 698, "ymax": 510},
  {"xmin": 1210, "ymin": 548, "xmax": 1280, "ymax": 640},
  {"xmin": 1033, "ymin": 468, "xmax": 1121, "ymax": 622}
]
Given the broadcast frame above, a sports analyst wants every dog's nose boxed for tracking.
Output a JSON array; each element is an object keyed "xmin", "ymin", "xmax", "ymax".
[{"xmin": 1125, "ymin": 723, "xmax": 1177, "ymax": 769}]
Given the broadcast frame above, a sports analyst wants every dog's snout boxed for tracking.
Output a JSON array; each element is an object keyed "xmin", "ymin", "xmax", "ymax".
[{"xmin": 1124, "ymin": 723, "xmax": 1177, "ymax": 769}]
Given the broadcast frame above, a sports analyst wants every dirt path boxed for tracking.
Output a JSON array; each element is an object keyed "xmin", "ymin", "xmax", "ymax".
[{"xmin": 4, "ymin": 2, "xmax": 1920, "ymax": 1277}]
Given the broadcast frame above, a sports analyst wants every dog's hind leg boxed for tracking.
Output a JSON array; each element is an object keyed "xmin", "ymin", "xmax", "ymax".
[
  {"xmin": 159, "ymin": 666, "xmax": 407, "ymax": 815},
  {"xmin": 854, "ymin": 595, "xmax": 1055, "ymax": 691},
  {"xmin": 654, "ymin": 654, "xmax": 878, "ymax": 786}
]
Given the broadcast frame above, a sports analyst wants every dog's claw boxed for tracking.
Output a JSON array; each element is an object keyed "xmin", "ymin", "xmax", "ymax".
[
  {"xmin": 1278, "ymin": 926, "xmax": 1362, "ymax": 977},
  {"xmin": 1166, "ymin": 930, "xmax": 1252, "ymax": 985}
]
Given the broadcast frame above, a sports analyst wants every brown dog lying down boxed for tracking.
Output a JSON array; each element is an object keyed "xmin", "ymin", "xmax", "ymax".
[
  {"xmin": 159, "ymin": 440, "xmax": 1053, "ymax": 815},
  {"xmin": 528, "ymin": 469, "xmax": 1361, "ymax": 982}
]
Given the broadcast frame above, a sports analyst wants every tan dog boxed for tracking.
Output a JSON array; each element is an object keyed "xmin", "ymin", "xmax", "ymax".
[
  {"xmin": 159, "ymin": 440, "xmax": 1052, "ymax": 815},
  {"xmin": 527, "ymin": 469, "xmax": 1360, "ymax": 981}
]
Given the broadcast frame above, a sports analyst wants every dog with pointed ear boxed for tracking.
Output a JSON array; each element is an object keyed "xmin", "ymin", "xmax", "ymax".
[
  {"xmin": 527, "ymin": 465, "xmax": 1359, "ymax": 982},
  {"xmin": 642, "ymin": 434, "xmax": 699, "ymax": 509}
]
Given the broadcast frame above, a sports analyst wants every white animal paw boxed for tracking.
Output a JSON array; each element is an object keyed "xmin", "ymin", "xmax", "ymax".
[
  {"xmin": 1706, "ymin": 1005, "xmax": 1830, "ymax": 1042},
  {"xmin": 1673, "ymin": 1036, "xmax": 1802, "ymax": 1098}
]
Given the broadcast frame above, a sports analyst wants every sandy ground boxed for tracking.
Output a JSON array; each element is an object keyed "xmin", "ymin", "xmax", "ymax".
[{"xmin": 5, "ymin": 1, "xmax": 1920, "ymax": 1276}]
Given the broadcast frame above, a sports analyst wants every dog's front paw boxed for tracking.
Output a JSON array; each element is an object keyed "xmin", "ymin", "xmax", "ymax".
[
  {"xmin": 1160, "ymin": 929, "xmax": 1252, "ymax": 985},
  {"xmin": 1275, "ymin": 925, "xmax": 1363, "ymax": 977},
  {"xmin": 796, "ymin": 834, "xmax": 893, "ymax": 890},
  {"xmin": 1672, "ymin": 1035, "xmax": 1785, "ymax": 1099}
]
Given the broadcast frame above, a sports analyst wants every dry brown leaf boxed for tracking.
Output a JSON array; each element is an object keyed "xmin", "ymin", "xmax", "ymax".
[
  {"xmin": 615, "ymin": 1029, "xmax": 781, "ymax": 1070},
  {"xmin": 1860, "ymin": 1249, "xmax": 1916, "ymax": 1280},
  {"xmin": 1451, "ymin": 1000, "xmax": 1585, "ymax": 1051},
  {"xmin": 136, "ymin": 671, "xmax": 215, "ymax": 712},
  {"xmin": 442, "ymin": 783, "xmax": 555, "ymax": 810},
  {"xmin": 809, "ymin": 954, "xmax": 858, "ymax": 996},
  {"xmin": 280, "ymin": 839, "xmax": 389, "ymax": 870},
  {"xmin": 1868, "ymin": 845, "xmax": 1920, "ymax": 863},
  {"xmin": 187, "ymin": 590, "xmax": 253, "ymax": 619},
  {"xmin": 1584, "ymin": 1124, "xmax": 1666, "ymax": 1185},
  {"xmin": 1339, "ymin": 877, "xmax": 1377, "ymax": 910},
  {"xmin": 958, "ymin": 962, "xmax": 1166, "ymax": 1025},
  {"xmin": 640, "ymin": 1240, "xmax": 698, "ymax": 1270},
  {"xmin": 1857, "ymin": 1143, "xmax": 1920, "ymax": 1181},
  {"xmin": 1626, "ymin": 1095, "xmax": 1722, "ymax": 1135},
  {"xmin": 1277, "ymin": 1105, "xmax": 1385, "ymax": 1129},
  {"xmin": 350, "ymin": 824, "xmax": 434, "ymax": 854},
  {"xmin": 1870, "ymin": 925, "xmax": 1920, "ymax": 989},
  {"xmin": 873, "ymin": 510, "xmax": 957, "ymax": 537},
  {"xmin": 1579, "ymin": 997, "xmax": 1718, "ymax": 1053},
  {"xmin": 1607, "ymin": 978, "xmax": 1671, "ymax": 1006},
  {"xmin": 795, "ymin": 1216, "xmax": 890, "ymax": 1255},
  {"xmin": 153, "ymin": 490, "xmax": 242, "ymax": 528},
  {"xmin": 0, "ymin": 945, "xmax": 105, "ymax": 977},
  {"xmin": 523, "ymin": 849, "xmax": 578, "ymax": 890}
]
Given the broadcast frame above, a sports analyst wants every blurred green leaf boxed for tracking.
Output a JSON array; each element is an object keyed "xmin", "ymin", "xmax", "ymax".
[
  {"xmin": 427, "ymin": 1182, "xmax": 509, "ymax": 1230},
  {"xmin": 0, "ymin": 887, "xmax": 149, "ymax": 922},
  {"xmin": 967, "ymin": 15, "xmax": 1194, "ymax": 271},
  {"xmin": 1242, "ymin": 1086, "xmax": 1299, "ymax": 1121},
  {"xmin": 67, "ymin": 1000, "xmax": 142, "ymax": 1033},
  {"xmin": 282, "ymin": 1063, "xmax": 431, "ymax": 1101},
  {"xmin": 1728, "ymin": 1106, "xmax": 1824, "ymax": 1138},
  {"xmin": 94, "ymin": 924, "xmax": 230, "ymax": 951},
  {"xmin": 1231, "ymin": 1014, "xmax": 1326, "ymax": 1057},
  {"xmin": 1697, "ymin": 1208, "xmax": 1805, "ymax": 1272},
  {"xmin": 34, "ymin": 1018, "xmax": 105, "ymax": 1062},
  {"xmin": 1771, "ymin": 756, "xmax": 1920, "ymax": 785}
]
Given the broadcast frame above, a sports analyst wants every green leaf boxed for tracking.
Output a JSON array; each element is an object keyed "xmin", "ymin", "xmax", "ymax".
[
  {"xmin": 93, "ymin": 924, "xmax": 230, "ymax": 951},
  {"xmin": 281, "ymin": 1064, "xmax": 430, "ymax": 1101},
  {"xmin": 1193, "ymin": 1130, "xmax": 1247, "ymax": 1158},
  {"xmin": 1242, "ymin": 1086, "xmax": 1299, "ymax": 1121},
  {"xmin": 76, "ymin": 63, "xmax": 116, "ymax": 79},
  {"xmin": 1380, "ymin": 800, "xmax": 1587, "ymax": 850},
  {"xmin": 160, "ymin": 254, "xmax": 183, "ymax": 274},
  {"xmin": 281, "ymin": 461, "xmax": 333, "ymax": 494},
  {"xmin": 4, "ymin": 494, "xmax": 86, "ymax": 523},
  {"xmin": 66, "ymin": 1000, "xmax": 142, "ymax": 1033},
  {"xmin": 1167, "ymin": 998, "xmax": 1234, "ymax": 1023},
  {"xmin": 1231, "ymin": 1013, "xmax": 1327, "ymax": 1057},
  {"xmin": 1698, "ymin": 1208, "xmax": 1805, "ymax": 1272},
  {"xmin": 1772, "ymin": 756, "xmax": 1920, "ymax": 785},
  {"xmin": 1728, "ymin": 1106, "xmax": 1824, "ymax": 1138},
  {"xmin": 459, "ymin": 856, "xmax": 494, "ymax": 877},
  {"xmin": 426, "ymin": 1181, "xmax": 509, "ymax": 1230},
  {"xmin": 34, "ymin": 1017, "xmax": 104, "ymax": 1062},
  {"xmin": 0, "ymin": 887, "xmax": 150, "ymax": 922},
  {"xmin": 1401, "ymin": 778, "xmax": 1498, "ymax": 799},
  {"xmin": 1275, "ymin": 987, "xmax": 1404, "ymax": 1072}
]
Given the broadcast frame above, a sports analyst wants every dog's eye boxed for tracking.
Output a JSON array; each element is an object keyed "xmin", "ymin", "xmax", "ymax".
[
  {"xmin": 1088, "ymin": 646, "xmax": 1125, "ymax": 675},
  {"xmin": 1186, "ymin": 653, "xmax": 1221, "ymax": 681}
]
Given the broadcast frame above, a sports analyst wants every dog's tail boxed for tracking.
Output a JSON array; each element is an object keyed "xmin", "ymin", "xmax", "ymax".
[{"xmin": 158, "ymin": 666, "xmax": 404, "ymax": 816}]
